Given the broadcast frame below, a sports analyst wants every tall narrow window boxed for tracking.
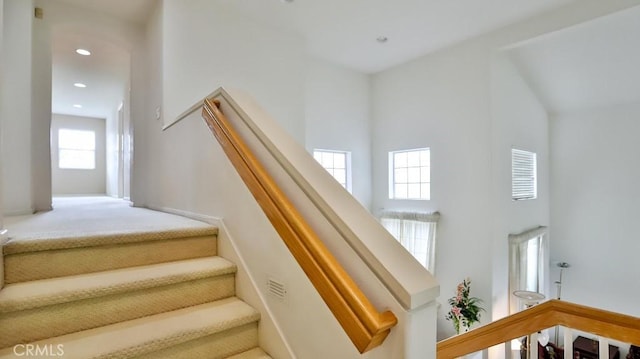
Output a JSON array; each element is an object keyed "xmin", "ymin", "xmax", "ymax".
[
  {"xmin": 389, "ymin": 148, "xmax": 430, "ymax": 200},
  {"xmin": 313, "ymin": 149, "xmax": 351, "ymax": 192},
  {"xmin": 508, "ymin": 226, "xmax": 548, "ymax": 313},
  {"xmin": 58, "ymin": 129, "xmax": 96, "ymax": 169},
  {"xmin": 512, "ymin": 148, "xmax": 537, "ymax": 200},
  {"xmin": 380, "ymin": 211, "xmax": 439, "ymax": 273}
]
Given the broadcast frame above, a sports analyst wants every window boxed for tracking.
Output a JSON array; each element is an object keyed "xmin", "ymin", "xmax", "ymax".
[
  {"xmin": 380, "ymin": 211, "xmax": 439, "ymax": 273},
  {"xmin": 512, "ymin": 148, "xmax": 537, "ymax": 200},
  {"xmin": 508, "ymin": 226, "xmax": 547, "ymax": 313},
  {"xmin": 58, "ymin": 129, "xmax": 96, "ymax": 169},
  {"xmin": 389, "ymin": 148, "xmax": 430, "ymax": 200},
  {"xmin": 313, "ymin": 149, "xmax": 351, "ymax": 192}
]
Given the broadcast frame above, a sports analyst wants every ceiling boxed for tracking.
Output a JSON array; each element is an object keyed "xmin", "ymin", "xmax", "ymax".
[
  {"xmin": 218, "ymin": 0, "xmax": 575, "ymax": 73},
  {"xmin": 56, "ymin": 0, "xmax": 155, "ymax": 24},
  {"xmin": 52, "ymin": 28, "xmax": 130, "ymax": 119},
  {"xmin": 508, "ymin": 5, "xmax": 640, "ymax": 115},
  {"xmin": 59, "ymin": 0, "xmax": 630, "ymax": 120},
  {"xmin": 50, "ymin": 0, "xmax": 578, "ymax": 120}
]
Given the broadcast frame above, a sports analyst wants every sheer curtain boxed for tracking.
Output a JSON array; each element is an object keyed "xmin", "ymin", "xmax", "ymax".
[
  {"xmin": 508, "ymin": 226, "xmax": 548, "ymax": 313},
  {"xmin": 380, "ymin": 211, "xmax": 440, "ymax": 273}
]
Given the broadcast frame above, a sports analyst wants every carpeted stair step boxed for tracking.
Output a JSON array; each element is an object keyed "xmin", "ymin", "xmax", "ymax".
[
  {"xmin": 227, "ymin": 348, "xmax": 273, "ymax": 359},
  {"xmin": 0, "ymin": 257, "xmax": 236, "ymax": 349},
  {"xmin": 0, "ymin": 298, "xmax": 262, "ymax": 359},
  {"xmin": 3, "ymin": 226, "xmax": 218, "ymax": 283}
]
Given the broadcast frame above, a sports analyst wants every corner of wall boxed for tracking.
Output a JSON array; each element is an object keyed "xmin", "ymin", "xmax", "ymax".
[{"xmin": 214, "ymin": 220, "xmax": 295, "ymax": 359}]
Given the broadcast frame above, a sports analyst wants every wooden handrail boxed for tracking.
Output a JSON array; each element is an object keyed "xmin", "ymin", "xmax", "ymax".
[
  {"xmin": 437, "ymin": 299, "xmax": 640, "ymax": 358},
  {"xmin": 202, "ymin": 97, "xmax": 398, "ymax": 353}
]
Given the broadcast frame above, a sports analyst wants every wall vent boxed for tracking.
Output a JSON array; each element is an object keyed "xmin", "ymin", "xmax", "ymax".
[{"xmin": 267, "ymin": 277, "xmax": 286, "ymax": 301}]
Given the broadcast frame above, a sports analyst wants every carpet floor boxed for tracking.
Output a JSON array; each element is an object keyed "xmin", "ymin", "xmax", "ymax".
[{"xmin": 4, "ymin": 196, "xmax": 211, "ymax": 243}]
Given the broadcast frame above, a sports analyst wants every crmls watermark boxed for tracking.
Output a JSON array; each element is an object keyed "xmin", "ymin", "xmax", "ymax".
[{"xmin": 13, "ymin": 344, "xmax": 64, "ymax": 357}]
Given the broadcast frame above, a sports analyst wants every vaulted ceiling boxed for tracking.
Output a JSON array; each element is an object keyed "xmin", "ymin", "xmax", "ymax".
[
  {"xmin": 509, "ymin": 5, "xmax": 640, "ymax": 115},
  {"xmin": 51, "ymin": 0, "xmax": 640, "ymax": 119}
]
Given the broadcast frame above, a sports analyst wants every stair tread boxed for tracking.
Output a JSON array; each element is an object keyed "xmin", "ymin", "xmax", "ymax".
[
  {"xmin": 4, "ymin": 225, "xmax": 218, "ymax": 255},
  {"xmin": 227, "ymin": 348, "xmax": 273, "ymax": 359},
  {"xmin": 0, "ymin": 298, "xmax": 260, "ymax": 358},
  {"xmin": 0, "ymin": 256, "xmax": 236, "ymax": 313}
]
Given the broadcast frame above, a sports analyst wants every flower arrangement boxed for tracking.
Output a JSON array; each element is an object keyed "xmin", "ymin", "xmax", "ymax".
[{"xmin": 446, "ymin": 278, "xmax": 484, "ymax": 334}]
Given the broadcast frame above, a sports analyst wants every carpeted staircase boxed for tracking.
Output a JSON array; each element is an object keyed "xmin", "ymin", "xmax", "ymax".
[{"xmin": 0, "ymin": 225, "xmax": 272, "ymax": 358}]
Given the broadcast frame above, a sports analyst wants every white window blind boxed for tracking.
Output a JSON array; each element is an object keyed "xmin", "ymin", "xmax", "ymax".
[
  {"xmin": 380, "ymin": 211, "xmax": 439, "ymax": 273},
  {"xmin": 511, "ymin": 148, "xmax": 537, "ymax": 200}
]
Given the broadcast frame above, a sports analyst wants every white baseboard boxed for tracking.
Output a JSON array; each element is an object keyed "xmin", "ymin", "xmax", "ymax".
[{"xmin": 146, "ymin": 205, "xmax": 218, "ymax": 225}]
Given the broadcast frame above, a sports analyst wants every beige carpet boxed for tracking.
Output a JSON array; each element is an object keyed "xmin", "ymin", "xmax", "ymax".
[
  {"xmin": 4, "ymin": 196, "xmax": 212, "ymax": 242},
  {"xmin": 0, "ymin": 196, "xmax": 272, "ymax": 358}
]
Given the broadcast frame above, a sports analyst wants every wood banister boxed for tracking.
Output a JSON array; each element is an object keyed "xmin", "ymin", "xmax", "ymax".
[
  {"xmin": 437, "ymin": 299, "xmax": 640, "ymax": 359},
  {"xmin": 202, "ymin": 97, "xmax": 397, "ymax": 353}
]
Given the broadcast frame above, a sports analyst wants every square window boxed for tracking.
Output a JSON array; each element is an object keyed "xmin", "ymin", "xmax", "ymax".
[
  {"xmin": 58, "ymin": 129, "xmax": 96, "ymax": 170},
  {"xmin": 313, "ymin": 149, "xmax": 352, "ymax": 193},
  {"xmin": 389, "ymin": 148, "xmax": 430, "ymax": 200}
]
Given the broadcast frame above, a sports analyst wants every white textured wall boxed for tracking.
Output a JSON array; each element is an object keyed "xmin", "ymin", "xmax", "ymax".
[
  {"xmin": 144, "ymin": 3, "xmax": 306, "ymax": 356},
  {"xmin": 1, "ymin": 0, "xmax": 33, "ymax": 215},
  {"xmin": 369, "ymin": 0, "xmax": 632, "ymax": 343},
  {"xmin": 161, "ymin": 0, "xmax": 305, "ymax": 142},
  {"xmin": 31, "ymin": 0, "xmax": 53, "ymax": 211},
  {"xmin": 550, "ymin": 103, "xmax": 640, "ymax": 318},
  {"xmin": 304, "ymin": 57, "xmax": 372, "ymax": 209},
  {"xmin": 0, "ymin": 0, "xmax": 6, "ymax": 290},
  {"xmin": 490, "ymin": 54, "xmax": 550, "ymax": 319},
  {"xmin": 0, "ymin": 0, "xmax": 143, "ymax": 212},
  {"xmin": 51, "ymin": 114, "xmax": 106, "ymax": 195},
  {"xmin": 371, "ymin": 40, "xmax": 495, "ymax": 340}
]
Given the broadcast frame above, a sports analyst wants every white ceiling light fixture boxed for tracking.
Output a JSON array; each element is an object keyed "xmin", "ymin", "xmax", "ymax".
[
  {"xmin": 73, "ymin": 104, "xmax": 82, "ymax": 108},
  {"xmin": 73, "ymin": 83, "xmax": 87, "ymax": 88},
  {"xmin": 75, "ymin": 48, "xmax": 91, "ymax": 56},
  {"xmin": 376, "ymin": 36, "xmax": 388, "ymax": 43}
]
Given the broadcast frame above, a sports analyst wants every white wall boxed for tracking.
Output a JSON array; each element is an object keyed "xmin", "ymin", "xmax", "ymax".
[
  {"xmin": 371, "ymin": 39, "xmax": 495, "ymax": 340},
  {"xmin": 51, "ymin": 114, "xmax": 106, "ymax": 195},
  {"xmin": 550, "ymin": 103, "xmax": 640, "ymax": 318},
  {"xmin": 0, "ymin": 0, "xmax": 7, "ymax": 290},
  {"xmin": 370, "ymin": 0, "xmax": 632, "ymax": 343},
  {"xmin": 31, "ymin": 0, "xmax": 52, "ymax": 211},
  {"xmin": 143, "ymin": 3, "xmax": 307, "ymax": 355},
  {"xmin": 142, "ymin": 2, "xmax": 439, "ymax": 357},
  {"xmin": 304, "ymin": 57, "xmax": 372, "ymax": 209},
  {"xmin": 490, "ymin": 54, "xmax": 550, "ymax": 319},
  {"xmin": 1, "ymin": 0, "xmax": 34, "ymax": 215},
  {"xmin": 161, "ymin": 0, "xmax": 305, "ymax": 142},
  {"xmin": 0, "ymin": 0, "xmax": 144, "ymax": 212}
]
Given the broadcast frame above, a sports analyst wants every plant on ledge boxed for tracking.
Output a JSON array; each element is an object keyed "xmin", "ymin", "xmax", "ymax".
[{"xmin": 446, "ymin": 278, "xmax": 484, "ymax": 334}]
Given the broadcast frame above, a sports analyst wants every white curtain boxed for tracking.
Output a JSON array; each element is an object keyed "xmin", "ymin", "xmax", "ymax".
[{"xmin": 380, "ymin": 211, "xmax": 439, "ymax": 273}]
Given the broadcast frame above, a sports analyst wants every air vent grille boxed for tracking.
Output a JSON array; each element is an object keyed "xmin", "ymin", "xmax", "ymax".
[{"xmin": 267, "ymin": 277, "xmax": 286, "ymax": 301}]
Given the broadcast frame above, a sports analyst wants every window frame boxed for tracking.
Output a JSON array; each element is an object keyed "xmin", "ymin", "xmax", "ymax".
[
  {"xmin": 511, "ymin": 148, "xmax": 537, "ymax": 201},
  {"xmin": 388, "ymin": 147, "xmax": 431, "ymax": 200},
  {"xmin": 508, "ymin": 226, "xmax": 548, "ymax": 313},
  {"xmin": 58, "ymin": 128, "xmax": 97, "ymax": 170},
  {"xmin": 312, "ymin": 149, "xmax": 352, "ymax": 193}
]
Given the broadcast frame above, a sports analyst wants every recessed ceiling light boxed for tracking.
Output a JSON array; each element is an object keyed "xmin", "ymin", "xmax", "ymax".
[
  {"xmin": 73, "ymin": 104, "xmax": 82, "ymax": 108},
  {"xmin": 281, "ymin": 0, "xmax": 294, "ymax": 3},
  {"xmin": 376, "ymin": 36, "xmax": 388, "ymax": 43},
  {"xmin": 75, "ymin": 48, "xmax": 91, "ymax": 56},
  {"xmin": 74, "ymin": 83, "xmax": 87, "ymax": 88}
]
